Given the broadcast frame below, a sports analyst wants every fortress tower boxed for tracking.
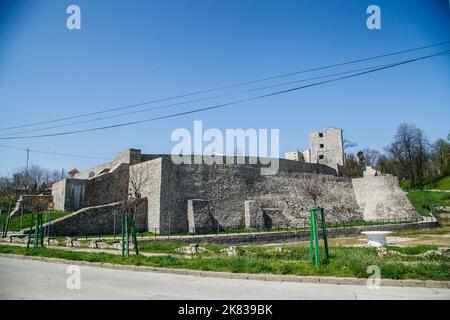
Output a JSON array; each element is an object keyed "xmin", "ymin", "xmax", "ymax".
[
  {"xmin": 285, "ymin": 128, "xmax": 345, "ymax": 175},
  {"xmin": 309, "ymin": 128, "xmax": 345, "ymax": 174}
]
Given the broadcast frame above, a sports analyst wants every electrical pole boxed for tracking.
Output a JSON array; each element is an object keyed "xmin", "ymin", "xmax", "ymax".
[{"xmin": 25, "ymin": 147, "xmax": 30, "ymax": 193}]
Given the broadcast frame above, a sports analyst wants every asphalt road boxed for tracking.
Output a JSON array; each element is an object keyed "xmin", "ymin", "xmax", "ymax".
[{"xmin": 0, "ymin": 257, "xmax": 449, "ymax": 300}]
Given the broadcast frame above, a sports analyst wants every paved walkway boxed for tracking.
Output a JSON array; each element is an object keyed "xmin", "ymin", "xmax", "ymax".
[
  {"xmin": 0, "ymin": 242, "xmax": 185, "ymax": 258},
  {"xmin": 0, "ymin": 256, "xmax": 449, "ymax": 300}
]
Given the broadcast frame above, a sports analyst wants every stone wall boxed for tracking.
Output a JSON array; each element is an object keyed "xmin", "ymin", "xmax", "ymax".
[
  {"xmin": 35, "ymin": 199, "xmax": 148, "ymax": 236},
  {"xmin": 244, "ymin": 200, "xmax": 264, "ymax": 229},
  {"xmin": 86, "ymin": 163, "xmax": 129, "ymax": 207},
  {"xmin": 150, "ymin": 157, "xmax": 362, "ymax": 234},
  {"xmin": 129, "ymin": 159, "xmax": 163, "ymax": 233},
  {"xmin": 52, "ymin": 163, "xmax": 129, "ymax": 212},
  {"xmin": 352, "ymin": 174, "xmax": 419, "ymax": 220},
  {"xmin": 285, "ymin": 151, "xmax": 304, "ymax": 162},
  {"xmin": 187, "ymin": 199, "xmax": 215, "ymax": 233},
  {"xmin": 52, "ymin": 179, "xmax": 87, "ymax": 212},
  {"xmin": 74, "ymin": 149, "xmax": 142, "ymax": 179},
  {"xmin": 139, "ymin": 221, "xmax": 438, "ymax": 245},
  {"xmin": 49, "ymin": 150, "xmax": 421, "ymax": 236}
]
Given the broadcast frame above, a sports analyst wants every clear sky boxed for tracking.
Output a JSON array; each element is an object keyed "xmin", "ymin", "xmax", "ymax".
[{"xmin": 0, "ymin": 0, "xmax": 449, "ymax": 175}]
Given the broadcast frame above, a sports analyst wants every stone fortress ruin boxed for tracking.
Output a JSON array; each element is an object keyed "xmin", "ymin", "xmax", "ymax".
[
  {"xmin": 15, "ymin": 128, "xmax": 420, "ymax": 236},
  {"xmin": 285, "ymin": 127, "xmax": 345, "ymax": 175}
]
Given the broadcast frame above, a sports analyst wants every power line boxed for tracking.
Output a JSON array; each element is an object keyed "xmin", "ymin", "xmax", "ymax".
[
  {"xmin": 0, "ymin": 62, "xmax": 392, "ymax": 137},
  {"xmin": 0, "ymin": 40, "xmax": 449, "ymax": 132},
  {"xmin": 0, "ymin": 94, "xmax": 225, "ymax": 137},
  {"xmin": 240, "ymin": 62, "xmax": 393, "ymax": 93},
  {"xmin": 1, "ymin": 46, "xmax": 447, "ymax": 138},
  {"xmin": 1, "ymin": 49, "xmax": 448, "ymax": 140},
  {"xmin": 0, "ymin": 144, "xmax": 113, "ymax": 160}
]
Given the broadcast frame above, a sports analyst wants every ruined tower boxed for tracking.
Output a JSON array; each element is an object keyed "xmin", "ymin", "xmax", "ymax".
[
  {"xmin": 285, "ymin": 128, "xmax": 345, "ymax": 175},
  {"xmin": 308, "ymin": 128, "xmax": 345, "ymax": 175}
]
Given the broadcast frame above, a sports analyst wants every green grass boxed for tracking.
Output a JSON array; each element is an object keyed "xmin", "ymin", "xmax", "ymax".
[
  {"xmin": 1, "ymin": 243, "xmax": 448, "ymax": 281},
  {"xmin": 407, "ymin": 190, "xmax": 450, "ymax": 216},
  {"xmin": 400, "ymin": 176, "xmax": 450, "ymax": 191},
  {"xmin": 138, "ymin": 242, "xmax": 186, "ymax": 253},
  {"xmin": 3, "ymin": 211, "xmax": 72, "ymax": 231},
  {"xmin": 0, "ymin": 196, "xmax": 13, "ymax": 211},
  {"xmin": 400, "ymin": 179, "xmax": 412, "ymax": 191},
  {"xmin": 424, "ymin": 176, "xmax": 450, "ymax": 191}
]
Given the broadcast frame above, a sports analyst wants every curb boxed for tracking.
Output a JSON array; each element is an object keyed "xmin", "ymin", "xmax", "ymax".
[{"xmin": 1, "ymin": 253, "xmax": 449, "ymax": 289}]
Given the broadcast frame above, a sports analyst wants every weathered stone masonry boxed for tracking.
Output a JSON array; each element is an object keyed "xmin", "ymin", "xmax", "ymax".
[{"xmin": 41, "ymin": 129, "xmax": 421, "ymax": 236}]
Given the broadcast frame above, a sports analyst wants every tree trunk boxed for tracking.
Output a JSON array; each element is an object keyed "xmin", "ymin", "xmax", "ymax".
[{"xmin": 2, "ymin": 202, "xmax": 13, "ymax": 238}]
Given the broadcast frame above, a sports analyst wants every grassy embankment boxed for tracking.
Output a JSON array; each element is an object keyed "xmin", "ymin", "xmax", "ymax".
[
  {"xmin": 424, "ymin": 176, "xmax": 450, "ymax": 190},
  {"xmin": 1, "ymin": 211, "xmax": 72, "ymax": 231},
  {"xmin": 407, "ymin": 191, "xmax": 450, "ymax": 216},
  {"xmin": 402, "ymin": 176, "xmax": 450, "ymax": 216}
]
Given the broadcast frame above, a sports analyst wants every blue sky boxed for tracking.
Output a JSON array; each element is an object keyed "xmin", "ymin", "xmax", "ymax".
[{"xmin": 0, "ymin": 0, "xmax": 449, "ymax": 174}]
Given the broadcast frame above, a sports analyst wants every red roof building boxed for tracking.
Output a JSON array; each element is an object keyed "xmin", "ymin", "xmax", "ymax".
[{"xmin": 68, "ymin": 168, "xmax": 80, "ymax": 177}]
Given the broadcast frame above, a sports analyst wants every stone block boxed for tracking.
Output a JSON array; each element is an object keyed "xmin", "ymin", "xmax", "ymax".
[
  {"xmin": 187, "ymin": 199, "xmax": 215, "ymax": 233},
  {"xmin": 244, "ymin": 200, "xmax": 264, "ymax": 229}
]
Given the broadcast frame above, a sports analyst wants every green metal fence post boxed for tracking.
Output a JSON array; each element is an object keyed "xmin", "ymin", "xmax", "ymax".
[
  {"xmin": 312, "ymin": 209, "xmax": 320, "ymax": 267},
  {"xmin": 27, "ymin": 213, "xmax": 35, "ymax": 249},
  {"xmin": 33, "ymin": 213, "xmax": 40, "ymax": 248},
  {"xmin": 320, "ymin": 208, "xmax": 329, "ymax": 259},
  {"xmin": 39, "ymin": 213, "xmax": 44, "ymax": 247},
  {"xmin": 309, "ymin": 209, "xmax": 314, "ymax": 263},
  {"xmin": 20, "ymin": 206, "xmax": 23, "ymax": 230},
  {"xmin": 47, "ymin": 212, "xmax": 52, "ymax": 239},
  {"xmin": 131, "ymin": 214, "xmax": 139, "ymax": 255},
  {"xmin": 121, "ymin": 214, "xmax": 125, "ymax": 258},
  {"xmin": 125, "ymin": 213, "xmax": 129, "ymax": 258}
]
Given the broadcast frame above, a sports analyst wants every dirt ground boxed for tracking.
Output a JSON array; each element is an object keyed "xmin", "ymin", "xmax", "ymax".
[{"xmin": 263, "ymin": 222, "xmax": 450, "ymax": 248}]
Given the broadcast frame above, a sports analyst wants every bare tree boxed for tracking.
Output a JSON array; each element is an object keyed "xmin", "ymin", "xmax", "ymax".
[
  {"xmin": 298, "ymin": 175, "xmax": 327, "ymax": 208},
  {"xmin": 122, "ymin": 164, "xmax": 150, "ymax": 219},
  {"xmin": 0, "ymin": 177, "xmax": 21, "ymax": 237},
  {"xmin": 343, "ymin": 139, "xmax": 357, "ymax": 151},
  {"xmin": 430, "ymin": 138, "xmax": 450, "ymax": 176},
  {"xmin": 384, "ymin": 123, "xmax": 431, "ymax": 187},
  {"xmin": 344, "ymin": 153, "xmax": 363, "ymax": 177},
  {"xmin": 9, "ymin": 165, "xmax": 60, "ymax": 195},
  {"xmin": 412, "ymin": 127, "xmax": 430, "ymax": 186},
  {"xmin": 362, "ymin": 148, "xmax": 381, "ymax": 167},
  {"xmin": 128, "ymin": 164, "xmax": 149, "ymax": 200},
  {"xmin": 386, "ymin": 123, "xmax": 417, "ymax": 185}
]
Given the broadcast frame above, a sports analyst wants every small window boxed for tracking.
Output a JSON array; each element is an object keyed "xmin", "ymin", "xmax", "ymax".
[
  {"xmin": 319, "ymin": 132, "xmax": 324, "ymax": 137},
  {"xmin": 319, "ymin": 155, "xmax": 324, "ymax": 160},
  {"xmin": 320, "ymin": 144, "xmax": 324, "ymax": 148}
]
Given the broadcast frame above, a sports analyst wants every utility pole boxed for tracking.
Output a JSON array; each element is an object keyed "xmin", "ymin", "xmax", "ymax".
[{"xmin": 25, "ymin": 147, "xmax": 30, "ymax": 193}]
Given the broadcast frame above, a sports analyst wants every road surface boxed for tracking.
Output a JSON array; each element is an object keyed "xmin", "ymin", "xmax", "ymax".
[{"xmin": 0, "ymin": 257, "xmax": 449, "ymax": 300}]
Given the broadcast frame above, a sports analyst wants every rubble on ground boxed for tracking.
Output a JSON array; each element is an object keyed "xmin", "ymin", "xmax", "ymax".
[{"xmin": 176, "ymin": 243, "xmax": 209, "ymax": 255}]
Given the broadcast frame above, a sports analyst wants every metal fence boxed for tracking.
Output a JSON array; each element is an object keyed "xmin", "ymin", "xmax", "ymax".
[
  {"xmin": 126, "ymin": 214, "xmax": 436, "ymax": 240},
  {"xmin": 3, "ymin": 208, "xmax": 437, "ymax": 242}
]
